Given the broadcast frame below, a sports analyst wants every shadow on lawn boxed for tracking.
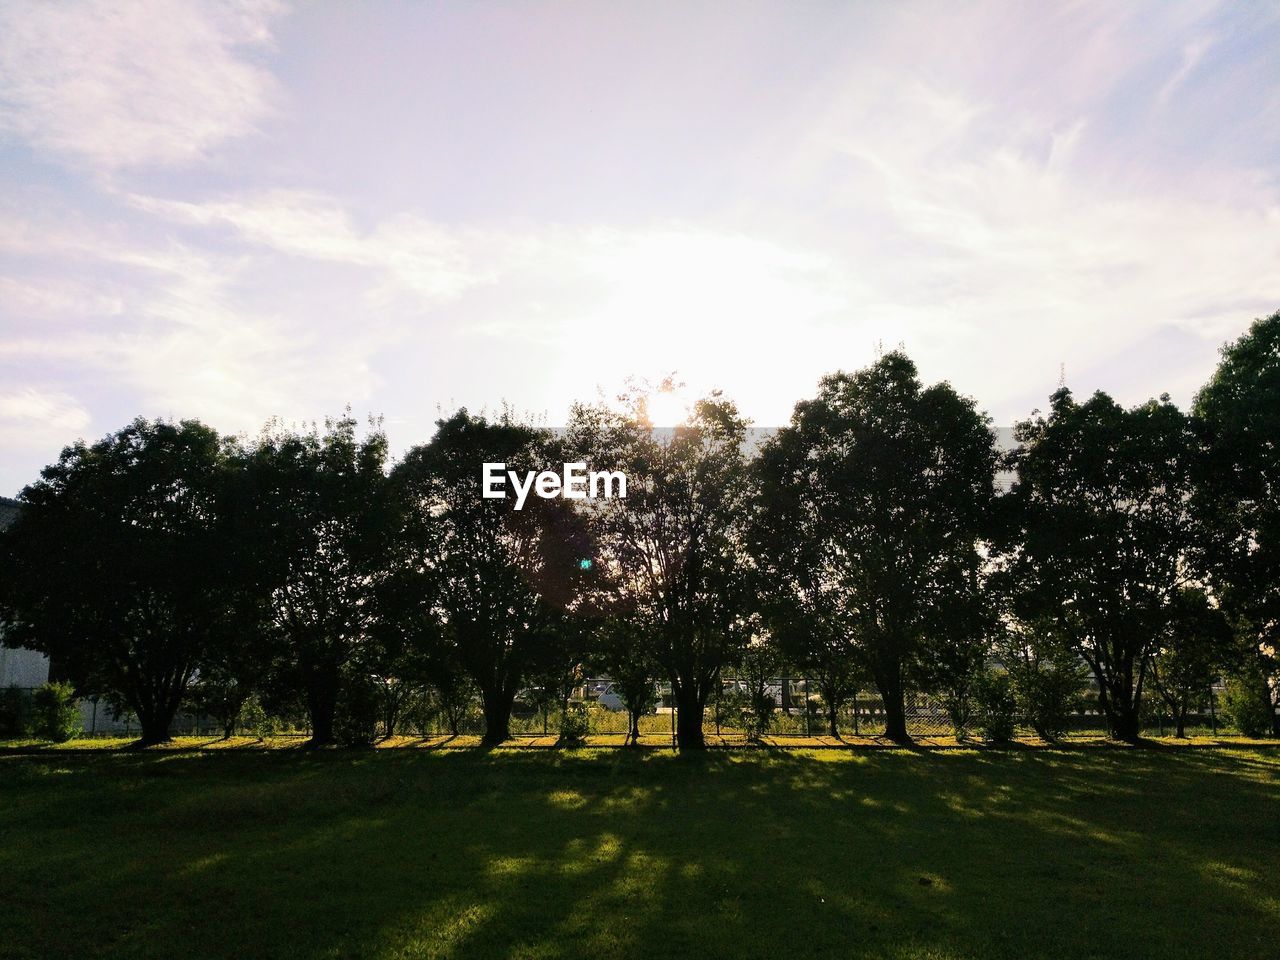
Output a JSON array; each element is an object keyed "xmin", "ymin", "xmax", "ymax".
[{"xmin": 0, "ymin": 747, "xmax": 1277, "ymax": 959}]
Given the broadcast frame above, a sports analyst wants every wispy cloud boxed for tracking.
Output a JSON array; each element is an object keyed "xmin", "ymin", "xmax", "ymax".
[
  {"xmin": 129, "ymin": 191, "xmax": 489, "ymax": 306},
  {"xmin": 0, "ymin": 0, "xmax": 284, "ymax": 171},
  {"xmin": 0, "ymin": 388, "xmax": 91, "ymax": 455}
]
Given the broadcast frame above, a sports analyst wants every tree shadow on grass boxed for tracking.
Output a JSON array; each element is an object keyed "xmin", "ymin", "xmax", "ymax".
[{"xmin": 0, "ymin": 747, "xmax": 1276, "ymax": 959}]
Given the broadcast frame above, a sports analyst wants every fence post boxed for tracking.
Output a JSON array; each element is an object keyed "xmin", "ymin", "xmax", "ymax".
[
  {"xmin": 805, "ymin": 679, "xmax": 811, "ymax": 736},
  {"xmin": 670, "ymin": 690, "xmax": 676, "ymax": 748}
]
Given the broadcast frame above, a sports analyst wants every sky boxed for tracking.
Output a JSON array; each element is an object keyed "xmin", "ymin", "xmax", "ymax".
[{"xmin": 1, "ymin": 0, "xmax": 1279, "ymax": 495}]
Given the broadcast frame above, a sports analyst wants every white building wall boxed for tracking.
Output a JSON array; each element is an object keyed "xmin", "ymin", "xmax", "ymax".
[{"xmin": 0, "ymin": 644, "xmax": 51, "ymax": 688}]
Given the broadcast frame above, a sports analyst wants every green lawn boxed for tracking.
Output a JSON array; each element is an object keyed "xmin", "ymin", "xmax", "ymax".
[{"xmin": 1, "ymin": 745, "xmax": 1276, "ymax": 960}]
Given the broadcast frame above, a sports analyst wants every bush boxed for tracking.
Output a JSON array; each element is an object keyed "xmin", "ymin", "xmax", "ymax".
[
  {"xmin": 973, "ymin": 670, "xmax": 1016, "ymax": 743},
  {"xmin": 1012, "ymin": 660, "xmax": 1086, "ymax": 742},
  {"xmin": 31, "ymin": 681, "xmax": 82, "ymax": 743},
  {"xmin": 557, "ymin": 701, "xmax": 590, "ymax": 746},
  {"xmin": 1222, "ymin": 672, "xmax": 1274, "ymax": 738},
  {"xmin": 238, "ymin": 695, "xmax": 281, "ymax": 740},
  {"xmin": 0, "ymin": 685, "xmax": 28, "ymax": 738}
]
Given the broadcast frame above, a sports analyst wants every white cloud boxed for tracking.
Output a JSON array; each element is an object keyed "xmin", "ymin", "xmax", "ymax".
[
  {"xmin": 0, "ymin": 0, "xmax": 283, "ymax": 170},
  {"xmin": 0, "ymin": 388, "xmax": 91, "ymax": 451},
  {"xmin": 130, "ymin": 191, "xmax": 490, "ymax": 306}
]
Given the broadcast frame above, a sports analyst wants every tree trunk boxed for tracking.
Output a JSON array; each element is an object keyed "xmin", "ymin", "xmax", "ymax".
[
  {"xmin": 882, "ymin": 694, "xmax": 910, "ymax": 743},
  {"xmin": 1109, "ymin": 700, "xmax": 1142, "ymax": 742},
  {"xmin": 870, "ymin": 661, "xmax": 911, "ymax": 743},
  {"xmin": 136, "ymin": 707, "xmax": 175, "ymax": 746},
  {"xmin": 305, "ymin": 668, "xmax": 338, "ymax": 746},
  {"xmin": 674, "ymin": 685, "xmax": 706, "ymax": 750},
  {"xmin": 480, "ymin": 686, "xmax": 514, "ymax": 745},
  {"xmin": 627, "ymin": 709, "xmax": 641, "ymax": 746},
  {"xmin": 827, "ymin": 702, "xmax": 839, "ymax": 738}
]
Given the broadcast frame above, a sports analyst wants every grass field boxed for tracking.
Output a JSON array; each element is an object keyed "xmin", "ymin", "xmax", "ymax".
[{"xmin": 2, "ymin": 742, "xmax": 1277, "ymax": 960}]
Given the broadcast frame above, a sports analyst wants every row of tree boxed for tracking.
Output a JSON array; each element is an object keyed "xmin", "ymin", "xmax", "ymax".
[{"xmin": 2, "ymin": 313, "xmax": 1279, "ymax": 748}]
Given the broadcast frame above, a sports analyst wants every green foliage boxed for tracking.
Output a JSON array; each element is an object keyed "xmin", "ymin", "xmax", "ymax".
[
  {"xmin": 1000, "ymin": 388, "xmax": 1197, "ymax": 741},
  {"xmin": 1222, "ymin": 671, "xmax": 1275, "ymax": 738},
  {"xmin": 0, "ymin": 418, "xmax": 232, "ymax": 745},
  {"xmin": 973, "ymin": 670, "xmax": 1017, "ymax": 743},
  {"xmin": 1194, "ymin": 312, "xmax": 1280, "ymax": 670},
  {"xmin": 737, "ymin": 638, "xmax": 782, "ymax": 741},
  {"xmin": 556, "ymin": 701, "xmax": 590, "ymax": 746},
  {"xmin": 1011, "ymin": 655, "xmax": 1086, "ymax": 743},
  {"xmin": 752, "ymin": 352, "xmax": 998, "ymax": 743},
  {"xmin": 715, "ymin": 687, "xmax": 752, "ymax": 733},
  {"xmin": 998, "ymin": 630, "xmax": 1088, "ymax": 743},
  {"xmin": 566, "ymin": 389, "xmax": 755, "ymax": 750},
  {"xmin": 237, "ymin": 412, "xmax": 392, "ymax": 746},
  {"xmin": 238, "ymin": 695, "xmax": 281, "ymax": 740},
  {"xmin": 31, "ymin": 681, "xmax": 82, "ymax": 743},
  {"xmin": 390, "ymin": 409, "xmax": 595, "ymax": 746},
  {"xmin": 1148, "ymin": 588, "xmax": 1232, "ymax": 735}
]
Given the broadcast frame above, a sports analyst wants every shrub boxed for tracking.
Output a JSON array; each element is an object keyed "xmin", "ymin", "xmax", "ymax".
[
  {"xmin": 973, "ymin": 670, "xmax": 1016, "ymax": 743},
  {"xmin": 1012, "ymin": 658, "xmax": 1086, "ymax": 742},
  {"xmin": 238, "ymin": 695, "xmax": 281, "ymax": 740},
  {"xmin": 0, "ymin": 685, "xmax": 28, "ymax": 738},
  {"xmin": 31, "ymin": 681, "xmax": 82, "ymax": 743},
  {"xmin": 1222, "ymin": 672, "xmax": 1274, "ymax": 738},
  {"xmin": 557, "ymin": 701, "xmax": 590, "ymax": 746}
]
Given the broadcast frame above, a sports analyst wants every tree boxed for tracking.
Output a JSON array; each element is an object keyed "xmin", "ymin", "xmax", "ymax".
[
  {"xmin": 916, "ymin": 559, "xmax": 997, "ymax": 740},
  {"xmin": 30, "ymin": 681, "xmax": 82, "ymax": 743},
  {"xmin": 751, "ymin": 425, "xmax": 864, "ymax": 739},
  {"xmin": 1147, "ymin": 587, "xmax": 1231, "ymax": 737},
  {"xmin": 1193, "ymin": 310, "xmax": 1280, "ymax": 735},
  {"xmin": 736, "ymin": 635, "xmax": 782, "ymax": 742},
  {"xmin": 389, "ymin": 410, "xmax": 594, "ymax": 745},
  {"xmin": 1002, "ymin": 388, "xmax": 1196, "ymax": 741},
  {"xmin": 753, "ymin": 353, "xmax": 997, "ymax": 743},
  {"xmin": 187, "ymin": 582, "xmax": 277, "ymax": 739},
  {"xmin": 999, "ymin": 628, "xmax": 1087, "ymax": 743},
  {"xmin": 567, "ymin": 391, "xmax": 755, "ymax": 750},
  {"xmin": 590, "ymin": 615, "xmax": 660, "ymax": 746},
  {"xmin": 236, "ymin": 414, "xmax": 391, "ymax": 746},
  {"xmin": 0, "ymin": 418, "xmax": 231, "ymax": 745}
]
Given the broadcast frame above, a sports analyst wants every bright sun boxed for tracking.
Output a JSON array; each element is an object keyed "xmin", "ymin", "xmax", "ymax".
[{"xmin": 645, "ymin": 390, "xmax": 689, "ymax": 426}]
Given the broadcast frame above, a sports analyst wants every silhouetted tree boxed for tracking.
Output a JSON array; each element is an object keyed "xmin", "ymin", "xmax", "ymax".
[
  {"xmin": 237, "ymin": 414, "xmax": 391, "ymax": 746},
  {"xmin": 1148, "ymin": 587, "xmax": 1232, "ymax": 737},
  {"xmin": 736, "ymin": 634, "xmax": 782, "ymax": 741},
  {"xmin": 1002, "ymin": 388, "xmax": 1196, "ymax": 741},
  {"xmin": 567, "ymin": 391, "xmax": 755, "ymax": 750},
  {"xmin": 1193, "ymin": 310, "xmax": 1280, "ymax": 735},
  {"xmin": 591, "ymin": 616, "xmax": 660, "ymax": 745},
  {"xmin": 0, "ymin": 418, "xmax": 231, "ymax": 745},
  {"xmin": 389, "ymin": 410, "xmax": 594, "ymax": 745},
  {"xmin": 752, "ymin": 425, "xmax": 865, "ymax": 739},
  {"xmin": 754, "ymin": 353, "xmax": 997, "ymax": 743},
  {"xmin": 916, "ymin": 560, "xmax": 997, "ymax": 739}
]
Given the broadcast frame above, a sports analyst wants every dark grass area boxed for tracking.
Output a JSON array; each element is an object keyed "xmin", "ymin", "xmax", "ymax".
[{"xmin": 1, "ymin": 746, "xmax": 1276, "ymax": 959}]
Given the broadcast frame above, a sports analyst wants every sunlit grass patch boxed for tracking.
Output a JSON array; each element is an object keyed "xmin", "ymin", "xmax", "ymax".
[{"xmin": 0, "ymin": 746, "xmax": 1276, "ymax": 959}]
